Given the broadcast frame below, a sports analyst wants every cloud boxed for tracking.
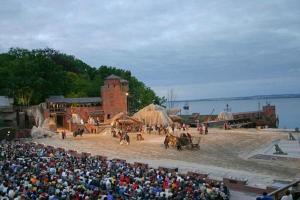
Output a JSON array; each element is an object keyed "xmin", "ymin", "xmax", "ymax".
[{"xmin": 1, "ymin": 0, "xmax": 300, "ymax": 99}]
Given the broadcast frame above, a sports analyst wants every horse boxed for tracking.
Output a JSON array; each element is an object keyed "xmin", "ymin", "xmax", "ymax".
[
  {"xmin": 73, "ymin": 128, "xmax": 84, "ymax": 137},
  {"xmin": 120, "ymin": 133, "xmax": 130, "ymax": 145},
  {"xmin": 164, "ymin": 133, "xmax": 195, "ymax": 150},
  {"xmin": 164, "ymin": 134, "xmax": 179, "ymax": 149}
]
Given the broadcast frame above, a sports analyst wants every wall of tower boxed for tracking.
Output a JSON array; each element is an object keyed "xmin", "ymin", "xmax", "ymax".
[{"xmin": 101, "ymin": 79, "xmax": 128, "ymax": 121}]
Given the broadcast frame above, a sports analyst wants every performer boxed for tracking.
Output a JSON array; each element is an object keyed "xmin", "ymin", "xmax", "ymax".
[
  {"xmin": 199, "ymin": 124, "xmax": 203, "ymax": 134},
  {"xmin": 61, "ymin": 130, "xmax": 66, "ymax": 140}
]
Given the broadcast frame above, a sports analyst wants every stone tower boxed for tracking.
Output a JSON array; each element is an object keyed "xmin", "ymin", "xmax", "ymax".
[{"xmin": 101, "ymin": 74, "xmax": 129, "ymax": 121}]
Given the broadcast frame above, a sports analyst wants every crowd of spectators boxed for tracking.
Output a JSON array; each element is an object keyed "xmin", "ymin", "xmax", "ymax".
[{"xmin": 0, "ymin": 141, "xmax": 230, "ymax": 200}]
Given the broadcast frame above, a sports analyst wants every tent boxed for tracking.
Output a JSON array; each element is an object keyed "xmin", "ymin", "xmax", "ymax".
[
  {"xmin": 133, "ymin": 104, "xmax": 173, "ymax": 126},
  {"xmin": 218, "ymin": 111, "xmax": 234, "ymax": 121}
]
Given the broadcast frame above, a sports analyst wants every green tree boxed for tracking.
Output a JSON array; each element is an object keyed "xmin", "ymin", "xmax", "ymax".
[{"xmin": 0, "ymin": 47, "xmax": 165, "ymax": 110}]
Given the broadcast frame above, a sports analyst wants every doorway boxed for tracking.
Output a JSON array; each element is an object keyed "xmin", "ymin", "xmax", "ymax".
[{"xmin": 56, "ymin": 115, "xmax": 64, "ymax": 128}]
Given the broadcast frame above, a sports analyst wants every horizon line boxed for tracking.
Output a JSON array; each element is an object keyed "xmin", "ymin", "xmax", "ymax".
[{"xmin": 171, "ymin": 93, "xmax": 300, "ymax": 102}]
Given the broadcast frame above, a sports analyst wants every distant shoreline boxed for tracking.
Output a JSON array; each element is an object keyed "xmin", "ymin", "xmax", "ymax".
[{"xmin": 173, "ymin": 94, "xmax": 300, "ymax": 103}]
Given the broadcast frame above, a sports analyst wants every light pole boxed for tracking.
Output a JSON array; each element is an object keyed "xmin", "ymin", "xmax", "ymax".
[{"xmin": 126, "ymin": 92, "xmax": 129, "ymax": 115}]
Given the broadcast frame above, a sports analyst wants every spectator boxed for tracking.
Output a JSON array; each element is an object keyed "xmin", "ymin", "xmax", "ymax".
[
  {"xmin": 281, "ymin": 190, "xmax": 293, "ymax": 200},
  {"xmin": 0, "ymin": 141, "xmax": 229, "ymax": 200},
  {"xmin": 257, "ymin": 192, "xmax": 273, "ymax": 200},
  {"xmin": 61, "ymin": 130, "xmax": 66, "ymax": 139}
]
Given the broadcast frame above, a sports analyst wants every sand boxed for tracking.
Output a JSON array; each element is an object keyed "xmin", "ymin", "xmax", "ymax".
[{"xmin": 30, "ymin": 128, "xmax": 300, "ymax": 189}]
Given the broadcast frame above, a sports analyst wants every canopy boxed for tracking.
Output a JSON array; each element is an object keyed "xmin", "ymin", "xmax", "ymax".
[
  {"xmin": 109, "ymin": 112, "xmax": 126, "ymax": 125},
  {"xmin": 109, "ymin": 112, "xmax": 142, "ymax": 126},
  {"xmin": 218, "ymin": 111, "xmax": 234, "ymax": 121},
  {"xmin": 133, "ymin": 104, "xmax": 173, "ymax": 126}
]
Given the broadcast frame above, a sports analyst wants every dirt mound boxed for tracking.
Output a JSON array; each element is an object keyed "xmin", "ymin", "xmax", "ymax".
[{"xmin": 31, "ymin": 126, "xmax": 56, "ymax": 139}]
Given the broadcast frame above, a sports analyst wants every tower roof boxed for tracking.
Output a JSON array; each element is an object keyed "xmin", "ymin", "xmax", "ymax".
[
  {"xmin": 105, "ymin": 74, "xmax": 121, "ymax": 80},
  {"xmin": 105, "ymin": 74, "xmax": 128, "ymax": 83}
]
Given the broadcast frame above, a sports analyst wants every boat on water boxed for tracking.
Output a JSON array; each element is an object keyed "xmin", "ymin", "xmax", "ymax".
[
  {"xmin": 180, "ymin": 103, "xmax": 278, "ymax": 128},
  {"xmin": 183, "ymin": 102, "xmax": 189, "ymax": 110}
]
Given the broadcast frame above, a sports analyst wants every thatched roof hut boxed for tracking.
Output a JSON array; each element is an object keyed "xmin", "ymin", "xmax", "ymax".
[
  {"xmin": 109, "ymin": 112, "xmax": 125, "ymax": 125},
  {"xmin": 169, "ymin": 115, "xmax": 182, "ymax": 123},
  {"xmin": 109, "ymin": 112, "xmax": 142, "ymax": 127},
  {"xmin": 133, "ymin": 104, "xmax": 173, "ymax": 126}
]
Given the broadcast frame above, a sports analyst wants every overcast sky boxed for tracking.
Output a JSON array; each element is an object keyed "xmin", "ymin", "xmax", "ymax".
[{"xmin": 1, "ymin": 0, "xmax": 300, "ymax": 100}]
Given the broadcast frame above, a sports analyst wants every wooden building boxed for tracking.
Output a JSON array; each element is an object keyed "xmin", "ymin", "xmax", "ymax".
[{"xmin": 44, "ymin": 74, "xmax": 129, "ymax": 130}]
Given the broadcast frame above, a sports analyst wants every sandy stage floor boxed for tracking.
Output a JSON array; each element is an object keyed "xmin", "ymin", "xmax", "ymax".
[{"xmin": 30, "ymin": 128, "xmax": 300, "ymax": 190}]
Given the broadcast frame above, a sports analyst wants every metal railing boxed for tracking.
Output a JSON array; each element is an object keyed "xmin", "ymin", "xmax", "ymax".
[{"xmin": 268, "ymin": 179, "xmax": 300, "ymax": 200}]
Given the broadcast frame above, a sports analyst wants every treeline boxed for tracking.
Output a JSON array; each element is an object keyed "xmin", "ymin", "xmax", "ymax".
[{"xmin": 0, "ymin": 48, "xmax": 165, "ymax": 112}]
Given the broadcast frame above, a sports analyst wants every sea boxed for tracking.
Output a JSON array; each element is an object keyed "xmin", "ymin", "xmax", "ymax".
[{"xmin": 173, "ymin": 98, "xmax": 300, "ymax": 129}]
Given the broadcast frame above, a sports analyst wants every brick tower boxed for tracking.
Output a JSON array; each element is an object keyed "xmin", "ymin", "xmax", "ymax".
[
  {"xmin": 262, "ymin": 104, "xmax": 277, "ymax": 127},
  {"xmin": 101, "ymin": 74, "xmax": 129, "ymax": 121}
]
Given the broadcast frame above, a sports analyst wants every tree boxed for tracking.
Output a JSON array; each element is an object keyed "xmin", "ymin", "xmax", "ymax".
[{"xmin": 0, "ymin": 47, "xmax": 164, "ymax": 110}]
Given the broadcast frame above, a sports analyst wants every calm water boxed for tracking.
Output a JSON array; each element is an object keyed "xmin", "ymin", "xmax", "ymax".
[{"xmin": 173, "ymin": 98, "xmax": 300, "ymax": 129}]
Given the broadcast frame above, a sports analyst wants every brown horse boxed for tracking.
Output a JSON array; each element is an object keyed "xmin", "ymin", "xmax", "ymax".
[
  {"xmin": 164, "ymin": 133, "xmax": 196, "ymax": 150},
  {"xmin": 73, "ymin": 128, "xmax": 84, "ymax": 137},
  {"xmin": 120, "ymin": 132, "xmax": 130, "ymax": 145},
  {"xmin": 164, "ymin": 134, "xmax": 179, "ymax": 149}
]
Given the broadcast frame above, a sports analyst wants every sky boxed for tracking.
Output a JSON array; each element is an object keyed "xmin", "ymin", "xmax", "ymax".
[{"xmin": 1, "ymin": 0, "xmax": 300, "ymax": 100}]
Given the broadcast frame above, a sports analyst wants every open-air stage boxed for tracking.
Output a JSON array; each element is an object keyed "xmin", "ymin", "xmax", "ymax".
[{"xmin": 31, "ymin": 128, "xmax": 300, "ymax": 199}]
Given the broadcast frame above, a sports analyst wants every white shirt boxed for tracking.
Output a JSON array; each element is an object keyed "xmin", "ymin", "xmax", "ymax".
[
  {"xmin": 106, "ymin": 179, "xmax": 111, "ymax": 189},
  {"xmin": 281, "ymin": 194, "xmax": 293, "ymax": 200},
  {"xmin": 8, "ymin": 189, "xmax": 15, "ymax": 198},
  {"xmin": 62, "ymin": 171, "xmax": 67, "ymax": 178}
]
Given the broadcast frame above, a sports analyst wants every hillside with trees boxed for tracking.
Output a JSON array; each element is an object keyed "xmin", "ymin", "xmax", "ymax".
[{"xmin": 0, "ymin": 48, "xmax": 165, "ymax": 112}]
